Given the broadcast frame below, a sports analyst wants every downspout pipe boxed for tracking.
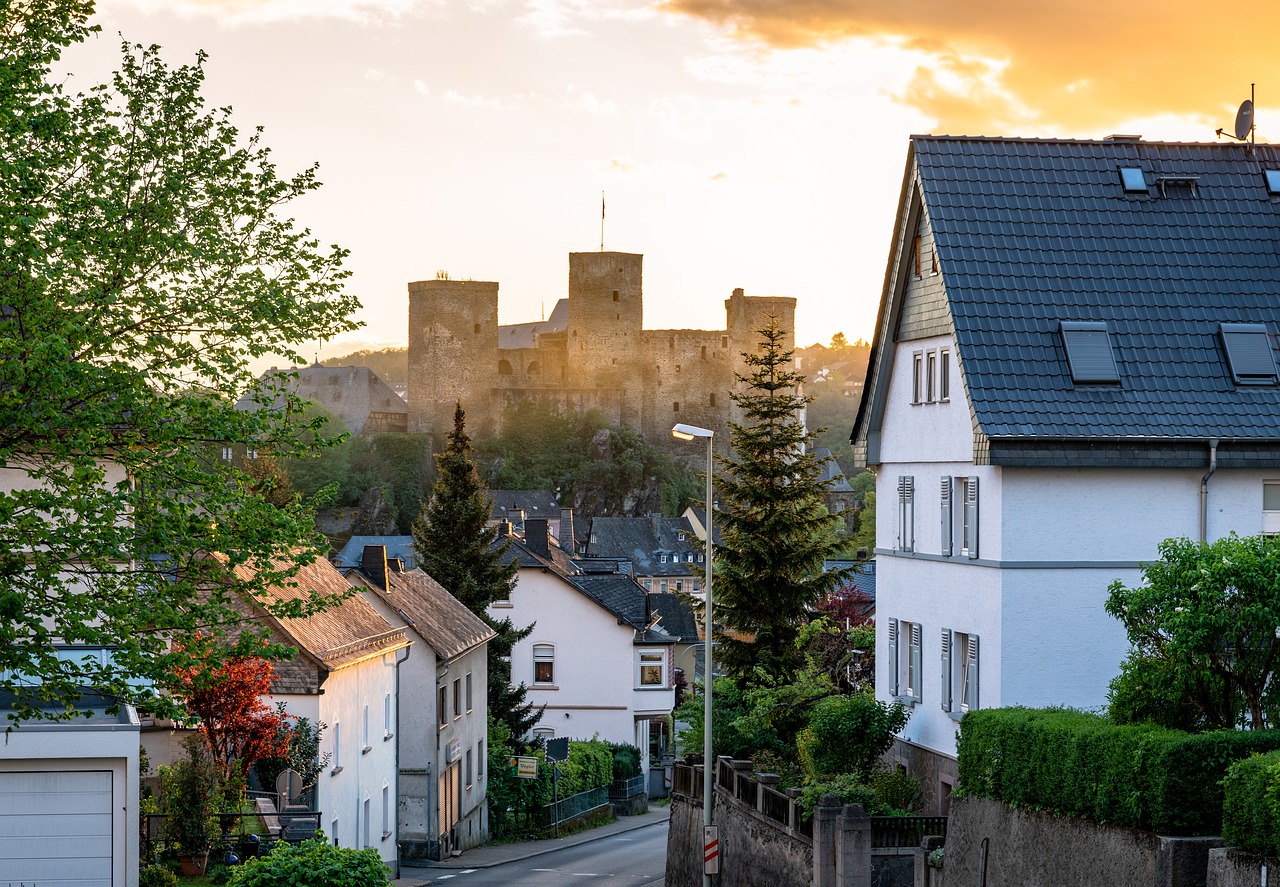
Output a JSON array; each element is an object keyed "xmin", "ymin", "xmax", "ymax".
[{"xmin": 1200, "ymin": 438, "xmax": 1219, "ymax": 543}]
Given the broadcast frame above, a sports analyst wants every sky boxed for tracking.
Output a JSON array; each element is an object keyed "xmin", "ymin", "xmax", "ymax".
[{"xmin": 73, "ymin": 0, "xmax": 1278, "ymax": 357}]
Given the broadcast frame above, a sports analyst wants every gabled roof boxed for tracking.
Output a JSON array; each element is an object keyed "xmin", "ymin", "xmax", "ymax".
[
  {"xmin": 584, "ymin": 514, "xmax": 699, "ymax": 576},
  {"xmin": 856, "ymin": 136, "xmax": 1280, "ymax": 467},
  {"xmin": 646, "ymin": 592, "xmax": 700, "ymax": 642},
  {"xmin": 488, "ymin": 490, "xmax": 559, "ymax": 524},
  {"xmin": 498, "ymin": 299, "xmax": 568, "ymax": 349},
  {"xmin": 359, "ymin": 568, "xmax": 495, "ymax": 661},
  {"xmin": 565, "ymin": 572, "xmax": 670, "ymax": 638},
  {"xmin": 231, "ymin": 555, "xmax": 408, "ymax": 671}
]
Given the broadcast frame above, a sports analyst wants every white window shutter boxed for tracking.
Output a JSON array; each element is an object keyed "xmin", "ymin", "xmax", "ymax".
[
  {"xmin": 940, "ymin": 628, "xmax": 952, "ymax": 712},
  {"xmin": 909, "ymin": 622, "xmax": 923, "ymax": 702},
  {"xmin": 902, "ymin": 476, "xmax": 915, "ymax": 552},
  {"xmin": 965, "ymin": 476, "xmax": 979, "ymax": 559},
  {"xmin": 887, "ymin": 620, "xmax": 899, "ymax": 697},
  {"xmin": 940, "ymin": 477, "xmax": 953, "ymax": 557},
  {"xmin": 965, "ymin": 634, "xmax": 980, "ymax": 711}
]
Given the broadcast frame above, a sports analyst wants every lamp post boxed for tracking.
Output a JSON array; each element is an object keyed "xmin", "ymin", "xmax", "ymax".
[{"xmin": 672, "ymin": 422, "xmax": 713, "ymax": 887}]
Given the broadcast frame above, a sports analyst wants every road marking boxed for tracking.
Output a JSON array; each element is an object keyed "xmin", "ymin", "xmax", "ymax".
[
  {"xmin": 460, "ymin": 870, "xmax": 476, "ymax": 875},
  {"xmin": 436, "ymin": 876, "xmax": 455, "ymax": 881},
  {"xmin": 532, "ymin": 868, "xmax": 556, "ymax": 872},
  {"xmin": 571, "ymin": 873, "xmax": 599, "ymax": 876}
]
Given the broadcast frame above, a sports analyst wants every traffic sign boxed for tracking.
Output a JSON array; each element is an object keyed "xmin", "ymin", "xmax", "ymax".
[
  {"xmin": 704, "ymin": 825, "xmax": 720, "ymax": 875},
  {"xmin": 546, "ymin": 737, "xmax": 570, "ymax": 763},
  {"xmin": 515, "ymin": 756, "xmax": 538, "ymax": 779}
]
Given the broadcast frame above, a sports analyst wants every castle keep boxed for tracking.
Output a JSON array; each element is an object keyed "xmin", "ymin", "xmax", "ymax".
[{"xmin": 407, "ymin": 251, "xmax": 796, "ymax": 447}]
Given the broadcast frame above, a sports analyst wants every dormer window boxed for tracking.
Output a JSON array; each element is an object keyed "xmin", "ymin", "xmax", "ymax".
[
  {"xmin": 1265, "ymin": 170, "xmax": 1280, "ymax": 195},
  {"xmin": 1220, "ymin": 323, "xmax": 1278, "ymax": 385},
  {"xmin": 1119, "ymin": 167, "xmax": 1148, "ymax": 193},
  {"xmin": 1060, "ymin": 322, "xmax": 1120, "ymax": 384}
]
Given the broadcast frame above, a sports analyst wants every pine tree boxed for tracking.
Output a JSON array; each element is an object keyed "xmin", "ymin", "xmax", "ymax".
[
  {"xmin": 712, "ymin": 319, "xmax": 850, "ymax": 684},
  {"xmin": 413, "ymin": 404, "xmax": 541, "ymax": 743}
]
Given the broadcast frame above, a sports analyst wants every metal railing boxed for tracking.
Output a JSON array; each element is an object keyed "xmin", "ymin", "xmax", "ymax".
[
  {"xmin": 871, "ymin": 815, "xmax": 948, "ymax": 848},
  {"xmin": 143, "ymin": 810, "xmax": 323, "ymax": 857},
  {"xmin": 608, "ymin": 774, "xmax": 647, "ymax": 799}
]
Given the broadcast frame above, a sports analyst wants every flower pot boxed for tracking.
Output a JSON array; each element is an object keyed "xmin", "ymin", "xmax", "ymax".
[{"xmin": 178, "ymin": 852, "xmax": 209, "ymax": 876}]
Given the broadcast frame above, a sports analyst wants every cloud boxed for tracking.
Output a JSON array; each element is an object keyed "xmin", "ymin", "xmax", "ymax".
[
  {"xmin": 442, "ymin": 89, "xmax": 510, "ymax": 110},
  {"xmin": 413, "ymin": 79, "xmax": 431, "ymax": 96},
  {"xmin": 562, "ymin": 86, "xmax": 618, "ymax": 115},
  {"xmin": 658, "ymin": 0, "xmax": 1279, "ymax": 136},
  {"xmin": 100, "ymin": 0, "xmax": 424, "ymax": 24}
]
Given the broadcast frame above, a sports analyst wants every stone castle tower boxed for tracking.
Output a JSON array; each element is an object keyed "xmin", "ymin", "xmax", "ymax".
[{"xmin": 407, "ymin": 251, "xmax": 797, "ymax": 449}]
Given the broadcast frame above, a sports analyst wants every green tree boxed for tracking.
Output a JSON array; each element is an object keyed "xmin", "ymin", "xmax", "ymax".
[
  {"xmin": 0, "ymin": 2, "xmax": 357, "ymax": 723},
  {"xmin": 1105, "ymin": 533, "xmax": 1280, "ymax": 730},
  {"xmin": 413, "ymin": 404, "xmax": 541, "ymax": 743},
  {"xmin": 712, "ymin": 318, "xmax": 851, "ymax": 683}
]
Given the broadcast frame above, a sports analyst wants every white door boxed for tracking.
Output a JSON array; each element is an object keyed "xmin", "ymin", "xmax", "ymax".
[{"xmin": 0, "ymin": 770, "xmax": 114, "ymax": 886}]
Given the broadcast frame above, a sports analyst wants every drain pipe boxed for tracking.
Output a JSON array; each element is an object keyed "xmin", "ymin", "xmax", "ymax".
[{"xmin": 1200, "ymin": 438, "xmax": 1219, "ymax": 543}]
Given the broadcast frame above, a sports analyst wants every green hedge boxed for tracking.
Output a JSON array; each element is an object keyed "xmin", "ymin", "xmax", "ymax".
[
  {"xmin": 957, "ymin": 708, "xmax": 1280, "ymax": 835},
  {"xmin": 1223, "ymin": 750, "xmax": 1280, "ymax": 855}
]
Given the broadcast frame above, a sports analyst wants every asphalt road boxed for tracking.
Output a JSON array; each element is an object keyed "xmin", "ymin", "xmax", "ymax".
[{"xmin": 416, "ymin": 821, "xmax": 668, "ymax": 887}]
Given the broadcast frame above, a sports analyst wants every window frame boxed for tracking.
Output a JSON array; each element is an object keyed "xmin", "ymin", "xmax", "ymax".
[
  {"xmin": 897, "ymin": 475, "xmax": 915, "ymax": 553},
  {"xmin": 939, "ymin": 348, "xmax": 950, "ymax": 401},
  {"xmin": 466, "ymin": 672, "xmax": 473, "ymax": 713},
  {"xmin": 912, "ymin": 352, "xmax": 924, "ymax": 404},
  {"xmin": 925, "ymin": 350, "xmax": 937, "ymax": 403},
  {"xmin": 533, "ymin": 644, "xmax": 556, "ymax": 686},
  {"xmin": 1264, "ymin": 481, "xmax": 1280, "ymax": 535},
  {"xmin": 638, "ymin": 648, "xmax": 667, "ymax": 688}
]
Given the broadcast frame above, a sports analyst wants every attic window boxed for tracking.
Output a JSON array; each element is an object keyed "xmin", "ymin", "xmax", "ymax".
[
  {"xmin": 1265, "ymin": 170, "xmax": 1280, "ymax": 195},
  {"xmin": 1220, "ymin": 323, "xmax": 1278, "ymax": 385},
  {"xmin": 1119, "ymin": 167, "xmax": 1148, "ymax": 193},
  {"xmin": 1060, "ymin": 322, "xmax": 1120, "ymax": 384}
]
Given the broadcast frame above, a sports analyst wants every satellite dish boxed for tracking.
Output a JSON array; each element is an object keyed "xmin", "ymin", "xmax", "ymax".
[
  {"xmin": 275, "ymin": 768, "xmax": 304, "ymax": 802},
  {"xmin": 1235, "ymin": 99, "xmax": 1254, "ymax": 141}
]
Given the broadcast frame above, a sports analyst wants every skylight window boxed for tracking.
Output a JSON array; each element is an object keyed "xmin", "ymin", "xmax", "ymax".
[
  {"xmin": 1265, "ymin": 170, "xmax": 1280, "ymax": 195},
  {"xmin": 1220, "ymin": 323, "xmax": 1278, "ymax": 385},
  {"xmin": 1119, "ymin": 167, "xmax": 1148, "ymax": 193},
  {"xmin": 1060, "ymin": 322, "xmax": 1120, "ymax": 384}
]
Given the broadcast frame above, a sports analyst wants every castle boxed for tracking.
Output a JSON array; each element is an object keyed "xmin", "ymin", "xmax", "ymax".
[{"xmin": 407, "ymin": 251, "xmax": 797, "ymax": 449}]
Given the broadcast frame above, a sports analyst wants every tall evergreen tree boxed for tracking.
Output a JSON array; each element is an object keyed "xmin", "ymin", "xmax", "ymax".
[
  {"xmin": 413, "ymin": 404, "xmax": 541, "ymax": 743},
  {"xmin": 712, "ymin": 319, "xmax": 850, "ymax": 684}
]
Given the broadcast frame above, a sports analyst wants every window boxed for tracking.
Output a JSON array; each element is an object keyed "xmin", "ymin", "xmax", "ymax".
[
  {"xmin": 709, "ymin": 392, "xmax": 716, "ymax": 406},
  {"xmin": 913, "ymin": 235, "xmax": 922, "ymax": 277},
  {"xmin": 961, "ymin": 477, "xmax": 979, "ymax": 559},
  {"xmin": 941, "ymin": 629, "xmax": 980, "ymax": 714},
  {"xmin": 382, "ymin": 784, "xmax": 391, "ymax": 839},
  {"xmin": 466, "ymin": 749, "xmax": 473, "ymax": 789},
  {"xmin": 1266, "ymin": 170, "xmax": 1280, "ymax": 195},
  {"xmin": 692, "ymin": 579, "xmax": 700, "ymax": 592},
  {"xmin": 245, "ymin": 448, "xmax": 258, "ymax": 460},
  {"xmin": 660, "ymin": 579, "xmax": 669, "ymax": 592},
  {"xmin": 926, "ymin": 351, "xmax": 937, "ymax": 402},
  {"xmin": 673, "ymin": 401, "xmax": 680, "ymax": 412},
  {"xmin": 453, "ymin": 678, "xmax": 462, "ymax": 719},
  {"xmin": 1220, "ymin": 323, "xmax": 1278, "ymax": 385},
  {"xmin": 897, "ymin": 476, "xmax": 915, "ymax": 552},
  {"xmin": 931, "ymin": 248, "xmax": 939, "ymax": 275},
  {"xmin": 613, "ymin": 290, "xmax": 619, "ymax": 302},
  {"xmin": 888, "ymin": 619, "xmax": 922, "ymax": 703},
  {"xmin": 643, "ymin": 579, "xmax": 652, "ymax": 591},
  {"xmin": 939, "ymin": 348, "xmax": 950, "ymax": 401},
  {"xmin": 362, "ymin": 703, "xmax": 371, "ymax": 753},
  {"xmin": 1061, "ymin": 322, "xmax": 1120, "ymax": 384},
  {"xmin": 912, "ymin": 352, "xmax": 924, "ymax": 403},
  {"xmin": 466, "ymin": 673, "xmax": 473, "ymax": 713},
  {"xmin": 940, "ymin": 477, "xmax": 953, "ymax": 557},
  {"xmin": 638, "ymin": 649, "xmax": 666, "ymax": 687},
  {"xmin": 659, "ymin": 553, "xmax": 667, "ymax": 564},
  {"xmin": 533, "ymin": 726, "xmax": 556, "ymax": 740},
  {"xmin": 533, "ymin": 644, "xmax": 555, "ymax": 684},
  {"xmin": 677, "ymin": 531, "xmax": 686, "ymax": 541},
  {"xmin": 1265, "ymin": 482, "xmax": 1280, "ymax": 534},
  {"xmin": 332, "ymin": 722, "xmax": 342, "ymax": 773},
  {"xmin": 1119, "ymin": 167, "xmax": 1148, "ymax": 193},
  {"xmin": 384, "ymin": 693, "xmax": 393, "ymax": 740},
  {"xmin": 674, "ymin": 580, "xmax": 683, "ymax": 592},
  {"xmin": 363, "ymin": 797, "xmax": 371, "ymax": 848},
  {"xmin": 478, "ymin": 740, "xmax": 485, "ymax": 779},
  {"xmin": 438, "ymin": 687, "xmax": 448, "ymax": 727},
  {"xmin": 220, "ymin": 445, "xmax": 234, "ymax": 463}
]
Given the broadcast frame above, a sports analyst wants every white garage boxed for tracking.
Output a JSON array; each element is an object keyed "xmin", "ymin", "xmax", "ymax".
[{"xmin": 0, "ymin": 691, "xmax": 140, "ymax": 887}]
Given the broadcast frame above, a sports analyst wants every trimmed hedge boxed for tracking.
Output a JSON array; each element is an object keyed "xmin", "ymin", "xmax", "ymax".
[
  {"xmin": 1223, "ymin": 750, "xmax": 1280, "ymax": 855},
  {"xmin": 957, "ymin": 708, "xmax": 1280, "ymax": 835}
]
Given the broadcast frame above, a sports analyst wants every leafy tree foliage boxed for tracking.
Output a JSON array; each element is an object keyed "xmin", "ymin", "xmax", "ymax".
[
  {"xmin": 253, "ymin": 703, "xmax": 331, "ymax": 803},
  {"xmin": 1106, "ymin": 533, "xmax": 1280, "ymax": 730},
  {"xmin": 0, "ymin": 2, "xmax": 357, "ymax": 722},
  {"xmin": 712, "ymin": 319, "xmax": 851, "ymax": 682},
  {"xmin": 413, "ymin": 405, "xmax": 541, "ymax": 744},
  {"xmin": 166, "ymin": 646, "xmax": 289, "ymax": 783},
  {"xmin": 797, "ymin": 693, "xmax": 909, "ymax": 780}
]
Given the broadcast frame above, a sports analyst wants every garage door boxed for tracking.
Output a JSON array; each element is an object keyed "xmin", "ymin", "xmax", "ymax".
[{"xmin": 0, "ymin": 770, "xmax": 113, "ymax": 887}]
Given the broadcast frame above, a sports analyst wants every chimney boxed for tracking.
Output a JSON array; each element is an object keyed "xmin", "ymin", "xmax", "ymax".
[
  {"xmin": 495, "ymin": 519, "xmax": 512, "ymax": 537},
  {"xmin": 525, "ymin": 518, "xmax": 551, "ymax": 559},
  {"xmin": 362, "ymin": 544, "xmax": 389, "ymax": 590},
  {"xmin": 508, "ymin": 508, "xmax": 526, "ymax": 530},
  {"xmin": 559, "ymin": 508, "xmax": 575, "ymax": 548},
  {"xmin": 387, "ymin": 557, "xmax": 404, "ymax": 574}
]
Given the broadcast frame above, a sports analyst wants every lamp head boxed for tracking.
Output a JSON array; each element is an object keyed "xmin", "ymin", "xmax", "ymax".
[{"xmin": 672, "ymin": 423, "xmax": 713, "ymax": 441}]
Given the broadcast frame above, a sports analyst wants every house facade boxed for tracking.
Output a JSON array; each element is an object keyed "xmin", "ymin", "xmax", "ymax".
[
  {"xmin": 350, "ymin": 546, "xmax": 495, "ymax": 861},
  {"xmin": 852, "ymin": 136, "xmax": 1280, "ymax": 813},
  {"xmin": 489, "ymin": 519, "xmax": 682, "ymax": 773}
]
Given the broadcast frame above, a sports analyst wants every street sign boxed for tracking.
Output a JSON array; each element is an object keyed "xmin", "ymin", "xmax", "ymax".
[
  {"xmin": 514, "ymin": 756, "xmax": 538, "ymax": 779},
  {"xmin": 546, "ymin": 737, "xmax": 570, "ymax": 763},
  {"xmin": 704, "ymin": 825, "xmax": 720, "ymax": 875}
]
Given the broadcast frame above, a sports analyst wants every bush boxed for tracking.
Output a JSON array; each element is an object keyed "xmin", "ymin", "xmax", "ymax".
[
  {"xmin": 869, "ymin": 763, "xmax": 923, "ymax": 813},
  {"xmin": 797, "ymin": 692, "xmax": 909, "ymax": 780},
  {"xmin": 608, "ymin": 743, "xmax": 643, "ymax": 781},
  {"xmin": 139, "ymin": 864, "xmax": 178, "ymax": 887},
  {"xmin": 1222, "ymin": 751, "xmax": 1280, "ymax": 855},
  {"xmin": 226, "ymin": 838, "xmax": 389, "ymax": 887},
  {"xmin": 796, "ymin": 774, "xmax": 889, "ymax": 819},
  {"xmin": 957, "ymin": 707, "xmax": 1280, "ymax": 834}
]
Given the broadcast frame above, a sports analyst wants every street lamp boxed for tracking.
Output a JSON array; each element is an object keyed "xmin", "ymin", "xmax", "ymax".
[{"xmin": 672, "ymin": 422, "xmax": 714, "ymax": 887}]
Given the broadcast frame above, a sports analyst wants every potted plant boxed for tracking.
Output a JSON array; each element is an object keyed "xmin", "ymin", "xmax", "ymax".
[{"xmin": 159, "ymin": 735, "xmax": 222, "ymax": 875}]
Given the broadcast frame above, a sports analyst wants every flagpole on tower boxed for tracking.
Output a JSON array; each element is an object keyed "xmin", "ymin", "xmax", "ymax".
[{"xmin": 600, "ymin": 192, "xmax": 605, "ymax": 252}]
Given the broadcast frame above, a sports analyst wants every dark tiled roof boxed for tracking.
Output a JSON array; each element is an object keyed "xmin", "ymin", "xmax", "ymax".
[
  {"xmin": 365, "ymin": 569, "xmax": 495, "ymax": 660},
  {"xmin": 565, "ymin": 573, "xmax": 656, "ymax": 632},
  {"xmin": 646, "ymin": 592, "xmax": 700, "ymax": 642},
  {"xmin": 488, "ymin": 490, "xmax": 559, "ymax": 523},
  {"xmin": 334, "ymin": 536, "xmax": 416, "ymax": 570},
  {"xmin": 584, "ymin": 515, "xmax": 700, "ymax": 577},
  {"xmin": 914, "ymin": 136, "xmax": 1280, "ymax": 440},
  {"xmin": 815, "ymin": 447, "xmax": 853, "ymax": 492}
]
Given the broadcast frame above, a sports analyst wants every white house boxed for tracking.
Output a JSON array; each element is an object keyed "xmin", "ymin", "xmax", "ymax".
[
  {"xmin": 348, "ymin": 544, "xmax": 495, "ymax": 861},
  {"xmin": 490, "ymin": 519, "xmax": 680, "ymax": 771},
  {"xmin": 234, "ymin": 555, "xmax": 410, "ymax": 872},
  {"xmin": 852, "ymin": 135, "xmax": 1280, "ymax": 813}
]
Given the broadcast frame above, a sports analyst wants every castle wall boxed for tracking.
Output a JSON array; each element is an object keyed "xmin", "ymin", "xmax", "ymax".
[
  {"xmin": 407, "ymin": 279, "xmax": 500, "ymax": 434},
  {"xmin": 638, "ymin": 329, "xmax": 736, "ymax": 446},
  {"xmin": 566, "ymin": 252, "xmax": 645, "ymax": 424}
]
